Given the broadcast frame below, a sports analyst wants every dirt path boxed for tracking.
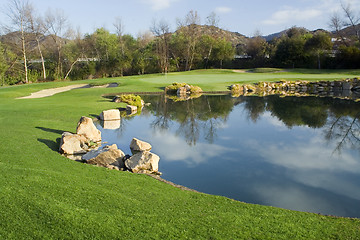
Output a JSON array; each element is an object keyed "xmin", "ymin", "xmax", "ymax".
[{"xmin": 17, "ymin": 84, "xmax": 89, "ymax": 99}]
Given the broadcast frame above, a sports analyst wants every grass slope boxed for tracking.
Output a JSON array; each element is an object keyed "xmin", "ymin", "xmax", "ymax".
[{"xmin": 1, "ymin": 69, "xmax": 360, "ymax": 239}]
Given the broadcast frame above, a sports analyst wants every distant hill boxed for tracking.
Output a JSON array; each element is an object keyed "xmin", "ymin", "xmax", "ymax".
[
  {"xmin": 175, "ymin": 24, "xmax": 248, "ymax": 46},
  {"xmin": 262, "ymin": 30, "xmax": 287, "ymax": 41},
  {"xmin": 333, "ymin": 23, "xmax": 360, "ymax": 39},
  {"xmin": 262, "ymin": 28, "xmax": 334, "ymax": 42}
]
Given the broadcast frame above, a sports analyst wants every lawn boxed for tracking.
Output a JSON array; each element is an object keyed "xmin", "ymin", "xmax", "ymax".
[{"xmin": 1, "ymin": 69, "xmax": 360, "ymax": 239}]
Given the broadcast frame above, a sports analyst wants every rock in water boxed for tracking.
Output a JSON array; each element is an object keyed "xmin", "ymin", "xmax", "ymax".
[
  {"xmin": 76, "ymin": 116, "xmax": 101, "ymax": 142},
  {"xmin": 130, "ymin": 138, "xmax": 152, "ymax": 153},
  {"xmin": 99, "ymin": 109, "xmax": 121, "ymax": 121},
  {"xmin": 125, "ymin": 151, "xmax": 160, "ymax": 173},
  {"xmin": 59, "ymin": 132, "xmax": 88, "ymax": 155},
  {"xmin": 126, "ymin": 105, "xmax": 138, "ymax": 113}
]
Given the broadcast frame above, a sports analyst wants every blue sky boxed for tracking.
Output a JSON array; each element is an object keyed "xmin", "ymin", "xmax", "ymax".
[{"xmin": 1, "ymin": 0, "xmax": 360, "ymax": 37}]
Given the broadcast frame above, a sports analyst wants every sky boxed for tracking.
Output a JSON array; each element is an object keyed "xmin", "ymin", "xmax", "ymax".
[{"xmin": 1, "ymin": 0, "xmax": 360, "ymax": 37}]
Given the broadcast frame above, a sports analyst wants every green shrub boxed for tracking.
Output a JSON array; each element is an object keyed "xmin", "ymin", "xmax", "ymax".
[
  {"xmin": 118, "ymin": 94, "xmax": 143, "ymax": 108},
  {"xmin": 165, "ymin": 82, "xmax": 187, "ymax": 93},
  {"xmin": 165, "ymin": 82, "xmax": 203, "ymax": 94},
  {"xmin": 189, "ymin": 85, "xmax": 202, "ymax": 93}
]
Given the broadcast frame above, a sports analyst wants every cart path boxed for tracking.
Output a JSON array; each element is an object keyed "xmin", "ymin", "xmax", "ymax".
[{"xmin": 17, "ymin": 84, "xmax": 89, "ymax": 99}]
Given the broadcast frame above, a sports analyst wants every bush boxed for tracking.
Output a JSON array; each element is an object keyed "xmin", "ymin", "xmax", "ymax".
[
  {"xmin": 165, "ymin": 82, "xmax": 203, "ymax": 94},
  {"xmin": 118, "ymin": 94, "xmax": 143, "ymax": 108},
  {"xmin": 164, "ymin": 82, "xmax": 187, "ymax": 93}
]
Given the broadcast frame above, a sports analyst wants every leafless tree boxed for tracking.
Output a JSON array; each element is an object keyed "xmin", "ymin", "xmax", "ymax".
[
  {"xmin": 27, "ymin": 10, "xmax": 47, "ymax": 80},
  {"xmin": 63, "ymin": 28, "xmax": 85, "ymax": 80},
  {"xmin": 329, "ymin": 12, "xmax": 348, "ymax": 45},
  {"xmin": 114, "ymin": 17, "xmax": 125, "ymax": 75},
  {"xmin": 5, "ymin": 0, "xmax": 33, "ymax": 83},
  {"xmin": 45, "ymin": 9, "xmax": 70, "ymax": 79},
  {"xmin": 177, "ymin": 10, "xmax": 201, "ymax": 71},
  {"xmin": 151, "ymin": 19, "xmax": 171, "ymax": 74},
  {"xmin": 206, "ymin": 12, "xmax": 220, "ymax": 27},
  {"xmin": 341, "ymin": 2, "xmax": 360, "ymax": 41}
]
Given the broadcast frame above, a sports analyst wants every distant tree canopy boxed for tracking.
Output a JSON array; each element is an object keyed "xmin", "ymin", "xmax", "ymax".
[{"xmin": 0, "ymin": 0, "xmax": 359, "ymax": 85}]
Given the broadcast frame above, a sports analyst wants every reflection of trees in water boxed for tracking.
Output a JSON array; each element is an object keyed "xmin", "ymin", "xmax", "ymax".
[
  {"xmin": 176, "ymin": 99, "xmax": 200, "ymax": 146},
  {"xmin": 149, "ymin": 94, "xmax": 171, "ymax": 133},
  {"xmin": 237, "ymin": 96, "xmax": 266, "ymax": 123},
  {"xmin": 144, "ymin": 94, "xmax": 233, "ymax": 145},
  {"xmin": 143, "ymin": 94, "xmax": 360, "ymax": 150},
  {"xmin": 265, "ymin": 96, "xmax": 328, "ymax": 128},
  {"xmin": 325, "ymin": 112, "xmax": 360, "ymax": 154}
]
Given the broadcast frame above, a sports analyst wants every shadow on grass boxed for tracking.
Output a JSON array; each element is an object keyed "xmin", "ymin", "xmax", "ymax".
[
  {"xmin": 38, "ymin": 138, "xmax": 61, "ymax": 152},
  {"xmin": 89, "ymin": 114, "xmax": 100, "ymax": 119},
  {"xmin": 36, "ymin": 127, "xmax": 64, "ymax": 152},
  {"xmin": 35, "ymin": 126, "xmax": 65, "ymax": 135}
]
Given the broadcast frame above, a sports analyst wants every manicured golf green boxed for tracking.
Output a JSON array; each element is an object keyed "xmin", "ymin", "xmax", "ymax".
[{"xmin": 1, "ymin": 69, "xmax": 360, "ymax": 239}]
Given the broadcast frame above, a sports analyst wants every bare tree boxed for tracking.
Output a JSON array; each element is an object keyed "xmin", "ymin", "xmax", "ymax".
[
  {"xmin": 45, "ymin": 9, "xmax": 69, "ymax": 79},
  {"xmin": 341, "ymin": 2, "xmax": 360, "ymax": 41},
  {"xmin": 151, "ymin": 19, "xmax": 171, "ymax": 74},
  {"xmin": 177, "ymin": 10, "xmax": 201, "ymax": 71},
  {"xmin": 5, "ymin": 0, "xmax": 33, "ymax": 83},
  {"xmin": 63, "ymin": 28, "xmax": 85, "ymax": 80},
  {"xmin": 206, "ymin": 12, "xmax": 220, "ymax": 27},
  {"xmin": 114, "ymin": 17, "xmax": 125, "ymax": 76},
  {"xmin": 27, "ymin": 10, "xmax": 47, "ymax": 80}
]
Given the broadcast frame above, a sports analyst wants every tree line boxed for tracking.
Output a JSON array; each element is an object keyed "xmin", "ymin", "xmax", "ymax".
[{"xmin": 0, "ymin": 0, "xmax": 359, "ymax": 85}]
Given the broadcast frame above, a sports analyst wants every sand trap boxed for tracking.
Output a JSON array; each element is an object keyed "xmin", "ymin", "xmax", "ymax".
[{"xmin": 17, "ymin": 84, "xmax": 89, "ymax": 99}]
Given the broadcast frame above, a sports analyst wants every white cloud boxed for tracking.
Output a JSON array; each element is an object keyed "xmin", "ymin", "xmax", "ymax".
[
  {"xmin": 262, "ymin": 112, "xmax": 287, "ymax": 130},
  {"xmin": 144, "ymin": 0, "xmax": 178, "ymax": 11},
  {"xmin": 253, "ymin": 185, "xmax": 335, "ymax": 214},
  {"xmin": 248, "ymin": 135, "xmax": 360, "ymax": 172},
  {"xmin": 215, "ymin": 7, "xmax": 232, "ymax": 14},
  {"xmin": 244, "ymin": 133, "xmax": 360, "ymax": 202},
  {"xmin": 262, "ymin": 7, "xmax": 322, "ymax": 25},
  {"xmin": 151, "ymin": 131, "xmax": 235, "ymax": 166}
]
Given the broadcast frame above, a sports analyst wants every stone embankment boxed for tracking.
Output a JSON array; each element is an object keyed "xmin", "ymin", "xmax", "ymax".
[{"xmin": 230, "ymin": 78, "xmax": 360, "ymax": 100}]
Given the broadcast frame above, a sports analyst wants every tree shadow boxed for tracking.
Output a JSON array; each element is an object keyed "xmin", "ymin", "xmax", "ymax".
[
  {"xmin": 38, "ymin": 138, "xmax": 61, "ymax": 152},
  {"xmin": 35, "ymin": 126, "xmax": 65, "ymax": 135}
]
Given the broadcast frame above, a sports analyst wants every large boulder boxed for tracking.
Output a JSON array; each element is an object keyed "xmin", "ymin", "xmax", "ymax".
[
  {"xmin": 130, "ymin": 138, "xmax": 152, "ymax": 153},
  {"xmin": 125, "ymin": 151, "xmax": 160, "ymax": 173},
  {"xmin": 83, "ymin": 144, "xmax": 125, "ymax": 168},
  {"xmin": 59, "ymin": 132, "xmax": 89, "ymax": 155},
  {"xmin": 76, "ymin": 116, "xmax": 101, "ymax": 142},
  {"xmin": 99, "ymin": 109, "xmax": 121, "ymax": 121}
]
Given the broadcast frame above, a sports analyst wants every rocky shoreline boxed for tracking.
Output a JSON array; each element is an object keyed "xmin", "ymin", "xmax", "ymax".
[{"xmin": 230, "ymin": 78, "xmax": 360, "ymax": 100}]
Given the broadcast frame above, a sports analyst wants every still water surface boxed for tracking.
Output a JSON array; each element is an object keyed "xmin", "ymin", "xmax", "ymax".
[{"xmin": 95, "ymin": 94, "xmax": 360, "ymax": 218}]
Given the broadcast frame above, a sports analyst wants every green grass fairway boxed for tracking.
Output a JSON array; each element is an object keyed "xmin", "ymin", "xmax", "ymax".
[{"xmin": 1, "ymin": 69, "xmax": 360, "ymax": 239}]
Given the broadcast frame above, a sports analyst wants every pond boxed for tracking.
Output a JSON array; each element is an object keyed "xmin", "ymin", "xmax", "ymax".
[{"xmin": 95, "ymin": 94, "xmax": 360, "ymax": 218}]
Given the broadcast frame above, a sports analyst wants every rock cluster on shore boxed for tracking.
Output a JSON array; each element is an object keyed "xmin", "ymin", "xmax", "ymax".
[
  {"xmin": 165, "ymin": 82, "xmax": 203, "ymax": 101},
  {"xmin": 59, "ymin": 113, "xmax": 160, "ymax": 175},
  {"xmin": 229, "ymin": 78, "xmax": 360, "ymax": 100}
]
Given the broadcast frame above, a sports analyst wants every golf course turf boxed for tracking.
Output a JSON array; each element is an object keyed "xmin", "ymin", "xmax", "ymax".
[{"xmin": 1, "ymin": 69, "xmax": 360, "ymax": 239}]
